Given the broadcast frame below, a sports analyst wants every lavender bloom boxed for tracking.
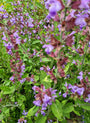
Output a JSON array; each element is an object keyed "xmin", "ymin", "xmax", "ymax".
[
  {"xmin": 77, "ymin": 76, "xmax": 83, "ymax": 81},
  {"xmin": 41, "ymin": 110, "xmax": 46, "ymax": 116},
  {"xmin": 72, "ymin": 60, "xmax": 76, "ymax": 64},
  {"xmin": 71, "ymin": 86, "xmax": 78, "ymax": 93},
  {"xmin": 75, "ymin": 17, "xmax": 87, "ymax": 28},
  {"xmin": 42, "ymin": 103, "xmax": 47, "ymax": 110},
  {"xmin": 32, "ymin": 85, "xmax": 57, "ymax": 115},
  {"xmin": 21, "ymin": 65, "xmax": 25, "ymax": 73},
  {"xmin": 68, "ymin": 84, "xmax": 73, "ymax": 89},
  {"xmin": 20, "ymin": 78, "xmax": 26, "ymax": 83},
  {"xmin": 0, "ymin": 6, "xmax": 5, "ymax": 12},
  {"xmin": 49, "ymin": 6, "xmax": 57, "ymax": 17},
  {"xmin": 33, "ymin": 100, "xmax": 41, "ymax": 106},
  {"xmin": 13, "ymin": 31, "xmax": 19, "ymax": 38},
  {"xmin": 63, "ymin": 93, "xmax": 68, "ymax": 98},
  {"xmin": 10, "ymin": 76, "xmax": 14, "ymax": 81},
  {"xmin": 30, "ymin": 78, "xmax": 34, "ymax": 82},
  {"xmin": 59, "ymin": 91, "xmax": 61, "ymax": 95},
  {"xmin": 22, "ymin": 110, "xmax": 28, "ymax": 116},
  {"xmin": 84, "ymin": 94, "xmax": 90, "ymax": 103},
  {"xmin": 47, "ymin": 66, "xmax": 50, "ymax": 71},
  {"xmin": 45, "ymin": 0, "xmax": 62, "ymax": 18},
  {"xmin": 16, "ymin": 38, "xmax": 21, "ymax": 44},
  {"xmin": 77, "ymin": 71, "xmax": 83, "ymax": 81},
  {"xmin": 79, "ymin": 0, "xmax": 90, "ymax": 9},
  {"xmin": 2, "ymin": 32, "xmax": 6, "ymax": 40},
  {"xmin": 89, "ymin": 42, "xmax": 90, "ymax": 47},
  {"xmin": 47, "ymin": 120, "xmax": 53, "ymax": 123},
  {"xmin": 43, "ymin": 94, "xmax": 51, "ymax": 104},
  {"xmin": 64, "ymin": 82, "xmax": 68, "ymax": 87},
  {"xmin": 77, "ymin": 87, "xmax": 84, "ymax": 96},
  {"xmin": 42, "ymin": 44, "xmax": 54, "ymax": 54},
  {"xmin": 79, "ymin": 71, "xmax": 83, "ymax": 76},
  {"xmin": 4, "ymin": 42, "xmax": 13, "ymax": 50},
  {"xmin": 40, "ymin": 67, "xmax": 44, "ymax": 70}
]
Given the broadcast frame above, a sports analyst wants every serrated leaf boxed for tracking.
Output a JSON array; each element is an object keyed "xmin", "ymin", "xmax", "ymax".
[
  {"xmin": 51, "ymin": 100, "xmax": 63, "ymax": 120},
  {"xmin": 27, "ymin": 106, "xmax": 39, "ymax": 117}
]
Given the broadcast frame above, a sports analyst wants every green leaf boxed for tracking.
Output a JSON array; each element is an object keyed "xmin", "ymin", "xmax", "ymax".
[
  {"xmin": 27, "ymin": 119, "xmax": 33, "ymax": 123},
  {"xmin": 35, "ymin": 2, "xmax": 43, "ymax": 9},
  {"xmin": 32, "ymin": 40, "xmax": 40, "ymax": 44},
  {"xmin": 27, "ymin": 106, "xmax": 39, "ymax": 117},
  {"xmin": 42, "ymin": 58, "xmax": 51, "ymax": 62},
  {"xmin": 64, "ymin": 64, "xmax": 70, "ymax": 73},
  {"xmin": 0, "ymin": 86, "xmax": 15, "ymax": 94},
  {"xmin": 35, "ymin": 114, "xmax": 47, "ymax": 123},
  {"xmin": 73, "ymin": 110, "xmax": 80, "ymax": 116},
  {"xmin": 80, "ymin": 103, "xmax": 90, "ymax": 111},
  {"xmin": 51, "ymin": 100, "xmax": 63, "ymax": 120},
  {"xmin": 63, "ymin": 103, "xmax": 74, "ymax": 113},
  {"xmin": 0, "ymin": 114, "xmax": 4, "ymax": 120}
]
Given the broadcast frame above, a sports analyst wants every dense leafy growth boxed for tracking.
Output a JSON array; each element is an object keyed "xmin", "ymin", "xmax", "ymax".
[{"xmin": 0, "ymin": 0, "xmax": 90, "ymax": 123}]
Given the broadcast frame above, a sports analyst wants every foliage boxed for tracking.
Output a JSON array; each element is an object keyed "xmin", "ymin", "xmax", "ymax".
[{"xmin": 0, "ymin": 0, "xmax": 90, "ymax": 123}]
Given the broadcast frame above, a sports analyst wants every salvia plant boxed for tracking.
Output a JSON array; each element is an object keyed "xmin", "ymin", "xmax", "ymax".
[{"xmin": 0, "ymin": 0, "xmax": 90, "ymax": 123}]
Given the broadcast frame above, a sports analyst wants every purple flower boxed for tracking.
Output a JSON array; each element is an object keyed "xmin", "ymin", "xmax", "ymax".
[
  {"xmin": 41, "ymin": 110, "xmax": 46, "ymax": 116},
  {"xmin": 10, "ymin": 76, "xmax": 14, "ymax": 81},
  {"xmin": 48, "ymin": 120, "xmax": 53, "ymax": 123},
  {"xmin": 16, "ymin": 38, "xmax": 21, "ymax": 44},
  {"xmin": 77, "ymin": 87, "xmax": 85, "ymax": 96},
  {"xmin": 68, "ymin": 84, "xmax": 73, "ymax": 89},
  {"xmin": 75, "ymin": 17, "xmax": 87, "ymax": 28},
  {"xmin": 63, "ymin": 93, "xmax": 67, "ymax": 98},
  {"xmin": 49, "ymin": 6, "xmax": 57, "ymax": 17},
  {"xmin": 77, "ymin": 76, "xmax": 83, "ymax": 81},
  {"xmin": 13, "ymin": 31, "xmax": 19, "ymax": 38},
  {"xmin": 45, "ymin": 0, "xmax": 62, "ymax": 18},
  {"xmin": 59, "ymin": 91, "xmax": 61, "ymax": 95},
  {"xmin": 64, "ymin": 82, "xmax": 68, "ymax": 87},
  {"xmin": 33, "ymin": 100, "xmax": 41, "ymax": 106},
  {"xmin": 30, "ymin": 78, "xmax": 34, "ymax": 82},
  {"xmin": 22, "ymin": 110, "xmax": 28, "ymax": 116},
  {"xmin": 79, "ymin": 0, "xmax": 90, "ymax": 9},
  {"xmin": 63, "ymin": 93, "xmax": 68, "ymax": 98},
  {"xmin": 72, "ymin": 60, "xmax": 76, "ymax": 64},
  {"xmin": 21, "ymin": 65, "xmax": 25, "ymax": 73},
  {"xmin": 77, "ymin": 71, "xmax": 83, "ymax": 81},
  {"xmin": 32, "ymin": 85, "xmax": 57, "ymax": 115},
  {"xmin": 2, "ymin": 32, "xmax": 6, "ymax": 40},
  {"xmin": 42, "ymin": 44, "xmax": 54, "ymax": 54},
  {"xmin": 43, "ymin": 94, "xmax": 51, "ymax": 104},
  {"xmin": 40, "ymin": 67, "xmax": 44, "ymax": 70},
  {"xmin": 84, "ymin": 94, "xmax": 90, "ymax": 103},
  {"xmin": 42, "ymin": 103, "xmax": 47, "ymax": 110},
  {"xmin": 79, "ymin": 71, "xmax": 83, "ymax": 76},
  {"xmin": 20, "ymin": 78, "xmax": 26, "ymax": 83},
  {"xmin": 47, "ymin": 66, "xmax": 50, "ymax": 71},
  {"xmin": 71, "ymin": 86, "xmax": 78, "ymax": 93}
]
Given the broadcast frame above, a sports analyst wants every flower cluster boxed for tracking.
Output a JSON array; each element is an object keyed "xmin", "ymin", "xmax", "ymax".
[
  {"xmin": 45, "ymin": 0, "xmax": 64, "ymax": 18},
  {"xmin": 32, "ymin": 85, "xmax": 57, "ymax": 116},
  {"xmin": 63, "ymin": 81, "xmax": 90, "ymax": 103}
]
